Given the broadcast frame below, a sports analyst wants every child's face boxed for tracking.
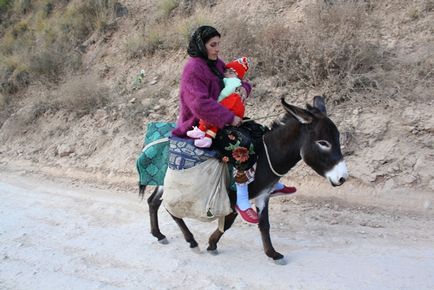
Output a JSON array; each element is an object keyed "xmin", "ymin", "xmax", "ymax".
[{"xmin": 224, "ymin": 68, "xmax": 238, "ymax": 78}]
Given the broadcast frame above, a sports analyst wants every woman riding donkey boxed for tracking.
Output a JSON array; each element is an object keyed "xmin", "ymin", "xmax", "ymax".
[{"xmin": 172, "ymin": 25, "xmax": 296, "ymax": 224}]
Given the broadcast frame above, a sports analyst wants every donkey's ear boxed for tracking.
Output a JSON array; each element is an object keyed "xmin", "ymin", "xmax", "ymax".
[
  {"xmin": 281, "ymin": 97, "xmax": 314, "ymax": 124},
  {"xmin": 313, "ymin": 95, "xmax": 327, "ymax": 115}
]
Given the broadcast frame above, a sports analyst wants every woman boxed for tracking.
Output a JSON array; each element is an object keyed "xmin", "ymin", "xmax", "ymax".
[
  {"xmin": 172, "ymin": 26, "xmax": 248, "ymax": 138},
  {"xmin": 172, "ymin": 26, "xmax": 296, "ymax": 224}
]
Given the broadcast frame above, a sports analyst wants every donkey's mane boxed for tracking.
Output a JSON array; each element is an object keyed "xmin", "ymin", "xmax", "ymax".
[{"xmin": 270, "ymin": 112, "xmax": 294, "ymax": 130}]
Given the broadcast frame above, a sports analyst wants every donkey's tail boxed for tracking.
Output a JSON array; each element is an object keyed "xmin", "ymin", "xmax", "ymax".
[{"xmin": 139, "ymin": 183, "xmax": 147, "ymax": 200}]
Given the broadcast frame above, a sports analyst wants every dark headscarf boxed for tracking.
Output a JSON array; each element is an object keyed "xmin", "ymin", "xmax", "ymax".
[{"xmin": 187, "ymin": 26, "xmax": 224, "ymax": 88}]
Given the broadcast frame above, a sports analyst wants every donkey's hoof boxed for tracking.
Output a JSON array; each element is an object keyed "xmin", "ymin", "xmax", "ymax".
[
  {"xmin": 273, "ymin": 257, "xmax": 287, "ymax": 265},
  {"xmin": 158, "ymin": 238, "xmax": 169, "ymax": 245},
  {"xmin": 207, "ymin": 249, "xmax": 219, "ymax": 256},
  {"xmin": 190, "ymin": 246, "xmax": 201, "ymax": 254}
]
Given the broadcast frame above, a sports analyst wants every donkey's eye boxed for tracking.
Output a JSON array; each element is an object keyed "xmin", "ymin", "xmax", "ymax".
[{"xmin": 316, "ymin": 140, "xmax": 331, "ymax": 150}]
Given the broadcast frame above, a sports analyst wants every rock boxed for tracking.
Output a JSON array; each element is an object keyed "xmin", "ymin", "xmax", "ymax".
[
  {"xmin": 94, "ymin": 109, "xmax": 107, "ymax": 121},
  {"xmin": 58, "ymin": 144, "xmax": 74, "ymax": 157},
  {"xmin": 114, "ymin": 2, "xmax": 128, "ymax": 17},
  {"xmin": 129, "ymin": 98, "xmax": 136, "ymax": 104},
  {"xmin": 414, "ymin": 156, "xmax": 434, "ymax": 182},
  {"xmin": 423, "ymin": 200, "xmax": 432, "ymax": 210},
  {"xmin": 383, "ymin": 178, "xmax": 396, "ymax": 191},
  {"xmin": 150, "ymin": 80, "xmax": 158, "ymax": 85},
  {"xmin": 141, "ymin": 98, "xmax": 153, "ymax": 108},
  {"xmin": 429, "ymin": 179, "xmax": 434, "ymax": 191}
]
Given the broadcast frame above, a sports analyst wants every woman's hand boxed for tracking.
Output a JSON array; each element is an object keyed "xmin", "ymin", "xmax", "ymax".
[{"xmin": 231, "ymin": 115, "xmax": 242, "ymax": 126}]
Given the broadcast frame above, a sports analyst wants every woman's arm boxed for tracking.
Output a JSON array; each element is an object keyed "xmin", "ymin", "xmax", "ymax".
[{"xmin": 182, "ymin": 63, "xmax": 234, "ymax": 128}]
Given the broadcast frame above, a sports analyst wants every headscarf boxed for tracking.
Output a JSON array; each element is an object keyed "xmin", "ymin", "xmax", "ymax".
[{"xmin": 187, "ymin": 26, "xmax": 224, "ymax": 88}]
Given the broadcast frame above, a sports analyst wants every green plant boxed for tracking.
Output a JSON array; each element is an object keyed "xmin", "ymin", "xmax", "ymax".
[
  {"xmin": 159, "ymin": 0, "xmax": 179, "ymax": 19},
  {"xmin": 13, "ymin": 0, "xmax": 32, "ymax": 14},
  {"xmin": 0, "ymin": 0, "xmax": 12, "ymax": 13}
]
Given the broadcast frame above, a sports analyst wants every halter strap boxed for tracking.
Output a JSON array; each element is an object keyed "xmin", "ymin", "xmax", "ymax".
[{"xmin": 262, "ymin": 135, "xmax": 286, "ymax": 177}]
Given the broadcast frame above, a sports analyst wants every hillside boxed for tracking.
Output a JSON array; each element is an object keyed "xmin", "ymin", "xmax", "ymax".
[{"xmin": 0, "ymin": 0, "xmax": 433, "ymax": 211}]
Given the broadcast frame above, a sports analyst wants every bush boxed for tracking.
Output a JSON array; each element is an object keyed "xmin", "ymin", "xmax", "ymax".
[
  {"xmin": 158, "ymin": 0, "xmax": 179, "ymax": 19},
  {"xmin": 0, "ymin": 0, "xmax": 12, "ymax": 13},
  {"xmin": 0, "ymin": 91, "xmax": 7, "ymax": 109},
  {"xmin": 0, "ymin": 0, "xmax": 117, "ymax": 93},
  {"xmin": 0, "ymin": 54, "xmax": 30, "ymax": 94},
  {"xmin": 124, "ymin": 30, "xmax": 164, "ymax": 58},
  {"xmin": 55, "ymin": 75, "xmax": 111, "ymax": 115},
  {"xmin": 13, "ymin": 0, "xmax": 32, "ymax": 14}
]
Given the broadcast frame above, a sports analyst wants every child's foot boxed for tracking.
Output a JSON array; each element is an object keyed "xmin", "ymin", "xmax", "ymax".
[
  {"xmin": 235, "ymin": 205, "xmax": 259, "ymax": 224},
  {"xmin": 186, "ymin": 126, "xmax": 205, "ymax": 139},
  {"xmin": 194, "ymin": 137, "xmax": 212, "ymax": 148},
  {"xmin": 270, "ymin": 185, "xmax": 297, "ymax": 197}
]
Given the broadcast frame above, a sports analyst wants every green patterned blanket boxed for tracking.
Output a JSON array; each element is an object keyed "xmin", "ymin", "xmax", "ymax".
[{"xmin": 136, "ymin": 122, "xmax": 176, "ymax": 186}]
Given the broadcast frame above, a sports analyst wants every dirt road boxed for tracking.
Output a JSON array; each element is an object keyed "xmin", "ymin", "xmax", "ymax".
[{"xmin": 1, "ymin": 171, "xmax": 433, "ymax": 290}]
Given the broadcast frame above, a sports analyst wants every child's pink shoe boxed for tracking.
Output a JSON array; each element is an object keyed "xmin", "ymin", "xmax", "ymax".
[
  {"xmin": 194, "ymin": 136, "xmax": 212, "ymax": 148},
  {"xmin": 235, "ymin": 205, "xmax": 259, "ymax": 224},
  {"xmin": 186, "ymin": 126, "xmax": 205, "ymax": 139}
]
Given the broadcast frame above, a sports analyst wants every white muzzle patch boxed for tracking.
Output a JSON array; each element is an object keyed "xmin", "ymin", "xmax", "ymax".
[{"xmin": 325, "ymin": 160, "xmax": 349, "ymax": 186}]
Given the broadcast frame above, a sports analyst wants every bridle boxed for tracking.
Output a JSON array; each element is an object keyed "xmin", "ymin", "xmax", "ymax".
[{"xmin": 262, "ymin": 135, "xmax": 286, "ymax": 177}]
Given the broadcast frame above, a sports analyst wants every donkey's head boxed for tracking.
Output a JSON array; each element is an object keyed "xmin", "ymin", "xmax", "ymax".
[{"xmin": 282, "ymin": 96, "xmax": 348, "ymax": 186}]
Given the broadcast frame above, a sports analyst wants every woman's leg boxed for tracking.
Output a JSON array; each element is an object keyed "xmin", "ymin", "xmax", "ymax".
[{"xmin": 270, "ymin": 182, "xmax": 297, "ymax": 196}]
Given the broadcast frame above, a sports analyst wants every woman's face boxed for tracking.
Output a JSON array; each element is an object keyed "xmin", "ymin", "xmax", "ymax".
[{"xmin": 205, "ymin": 36, "xmax": 220, "ymax": 60}]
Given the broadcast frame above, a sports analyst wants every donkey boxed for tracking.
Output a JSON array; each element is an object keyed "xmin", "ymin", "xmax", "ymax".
[{"xmin": 143, "ymin": 96, "xmax": 348, "ymax": 264}]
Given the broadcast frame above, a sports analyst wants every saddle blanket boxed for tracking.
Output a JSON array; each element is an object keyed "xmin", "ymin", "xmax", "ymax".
[{"xmin": 136, "ymin": 122, "xmax": 176, "ymax": 186}]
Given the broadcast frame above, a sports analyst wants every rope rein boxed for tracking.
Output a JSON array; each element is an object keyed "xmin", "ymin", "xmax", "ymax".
[
  {"xmin": 242, "ymin": 113, "xmax": 282, "ymax": 123},
  {"xmin": 262, "ymin": 135, "xmax": 286, "ymax": 177},
  {"xmin": 241, "ymin": 112, "xmax": 287, "ymax": 176}
]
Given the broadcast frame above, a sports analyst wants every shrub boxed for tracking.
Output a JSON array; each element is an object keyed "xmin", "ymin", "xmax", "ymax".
[
  {"xmin": 0, "ymin": 54, "xmax": 30, "ymax": 94},
  {"xmin": 0, "ymin": 0, "xmax": 117, "ymax": 93},
  {"xmin": 29, "ymin": 47, "xmax": 64, "ymax": 82},
  {"xmin": 0, "ymin": 0, "xmax": 12, "ymax": 13},
  {"xmin": 158, "ymin": 0, "xmax": 179, "ymax": 19},
  {"xmin": 13, "ymin": 0, "xmax": 32, "ymax": 15},
  {"xmin": 0, "ymin": 91, "xmax": 7, "ymax": 109},
  {"xmin": 124, "ymin": 32, "xmax": 145, "ymax": 59},
  {"xmin": 55, "ymin": 75, "xmax": 111, "ymax": 115}
]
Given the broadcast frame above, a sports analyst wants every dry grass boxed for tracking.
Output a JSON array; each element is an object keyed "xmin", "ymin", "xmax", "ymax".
[
  {"xmin": 158, "ymin": 0, "xmax": 179, "ymax": 19},
  {"xmin": 54, "ymin": 75, "xmax": 111, "ymax": 115},
  {"xmin": 124, "ymin": 9, "xmax": 211, "ymax": 59},
  {"xmin": 24, "ymin": 74, "xmax": 111, "ymax": 123},
  {"xmin": 0, "ymin": 0, "xmax": 116, "ymax": 93}
]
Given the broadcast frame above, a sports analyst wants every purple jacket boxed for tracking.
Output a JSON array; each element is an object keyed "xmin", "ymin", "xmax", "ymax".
[{"xmin": 172, "ymin": 57, "xmax": 252, "ymax": 137}]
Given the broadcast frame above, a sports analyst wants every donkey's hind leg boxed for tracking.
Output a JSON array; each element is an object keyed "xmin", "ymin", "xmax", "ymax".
[
  {"xmin": 207, "ymin": 211, "xmax": 238, "ymax": 255},
  {"xmin": 147, "ymin": 186, "xmax": 168, "ymax": 244},
  {"xmin": 169, "ymin": 215, "xmax": 199, "ymax": 250}
]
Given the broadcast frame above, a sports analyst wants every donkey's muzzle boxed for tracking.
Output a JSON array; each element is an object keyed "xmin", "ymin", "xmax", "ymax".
[{"xmin": 325, "ymin": 160, "xmax": 349, "ymax": 187}]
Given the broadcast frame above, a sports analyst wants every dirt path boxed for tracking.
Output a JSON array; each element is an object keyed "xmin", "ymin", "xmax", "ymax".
[{"xmin": 1, "ymin": 171, "xmax": 434, "ymax": 290}]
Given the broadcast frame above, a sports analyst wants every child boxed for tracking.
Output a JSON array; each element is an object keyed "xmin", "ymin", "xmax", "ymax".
[{"xmin": 187, "ymin": 57, "xmax": 250, "ymax": 148}]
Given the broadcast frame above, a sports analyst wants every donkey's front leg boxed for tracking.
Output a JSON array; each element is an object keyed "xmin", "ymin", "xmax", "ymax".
[
  {"xmin": 169, "ymin": 214, "xmax": 199, "ymax": 250},
  {"xmin": 257, "ymin": 198, "xmax": 286, "ymax": 265}
]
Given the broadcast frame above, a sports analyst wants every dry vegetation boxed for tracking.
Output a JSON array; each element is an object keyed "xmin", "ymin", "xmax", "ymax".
[
  {"xmin": 0, "ymin": 0, "xmax": 116, "ymax": 94},
  {"xmin": 2, "ymin": 0, "xmax": 432, "ymax": 114}
]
